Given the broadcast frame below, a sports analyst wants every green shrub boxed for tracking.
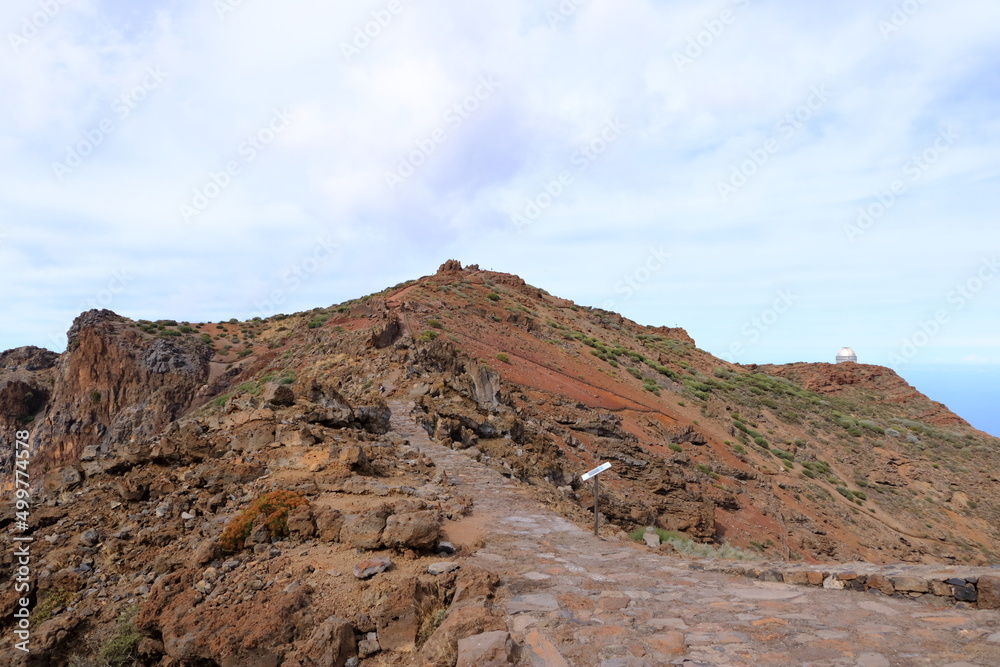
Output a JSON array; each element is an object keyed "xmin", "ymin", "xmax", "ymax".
[
  {"xmin": 486, "ymin": 293, "xmax": 500, "ymax": 302},
  {"xmin": 668, "ymin": 443, "xmax": 682, "ymax": 453},
  {"xmin": 33, "ymin": 587, "xmax": 76, "ymax": 625},
  {"xmin": 211, "ymin": 393, "xmax": 232, "ymax": 408},
  {"xmin": 90, "ymin": 390, "xmax": 101, "ymax": 404},
  {"xmin": 417, "ymin": 330, "xmax": 438, "ymax": 341},
  {"xmin": 495, "ymin": 353, "xmax": 510, "ymax": 363},
  {"xmin": 626, "ymin": 367, "xmax": 643, "ymax": 380},
  {"xmin": 200, "ymin": 333, "xmax": 212, "ymax": 343},
  {"xmin": 99, "ymin": 605, "xmax": 141, "ymax": 667},
  {"xmin": 160, "ymin": 328, "xmax": 182, "ymax": 337},
  {"xmin": 427, "ymin": 319, "xmax": 443, "ymax": 329},
  {"xmin": 178, "ymin": 325, "xmax": 194, "ymax": 333}
]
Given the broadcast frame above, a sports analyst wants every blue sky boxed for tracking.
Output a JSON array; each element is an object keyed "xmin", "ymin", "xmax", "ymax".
[{"xmin": 1, "ymin": 0, "xmax": 998, "ymax": 436}]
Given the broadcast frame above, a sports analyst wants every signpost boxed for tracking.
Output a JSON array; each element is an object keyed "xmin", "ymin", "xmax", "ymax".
[{"xmin": 581, "ymin": 462, "xmax": 612, "ymax": 536}]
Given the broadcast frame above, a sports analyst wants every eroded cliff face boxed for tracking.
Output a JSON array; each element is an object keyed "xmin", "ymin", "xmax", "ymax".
[{"xmin": 21, "ymin": 310, "xmax": 211, "ymax": 480}]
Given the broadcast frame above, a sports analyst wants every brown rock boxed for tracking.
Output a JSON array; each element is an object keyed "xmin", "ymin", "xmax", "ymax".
[
  {"xmin": 929, "ymin": 580, "xmax": 952, "ymax": 597},
  {"xmin": 353, "ymin": 555, "xmax": 392, "ymax": 580},
  {"xmin": 292, "ymin": 616, "xmax": 356, "ymax": 667},
  {"xmin": 192, "ymin": 539, "xmax": 219, "ymax": 567},
  {"xmin": 262, "ymin": 382, "xmax": 295, "ymax": 408},
  {"xmin": 315, "ymin": 507, "xmax": 344, "ymax": 542},
  {"xmin": 279, "ymin": 424, "xmax": 317, "ymax": 447},
  {"xmin": 376, "ymin": 576, "xmax": 440, "ymax": 652},
  {"xmin": 341, "ymin": 507, "xmax": 389, "ymax": 550},
  {"xmin": 456, "ymin": 631, "xmax": 517, "ymax": 667},
  {"xmin": 339, "ymin": 445, "xmax": 368, "ymax": 470},
  {"xmin": 867, "ymin": 573, "xmax": 895, "ymax": 595},
  {"xmin": 783, "ymin": 571, "xmax": 810, "ymax": 586},
  {"xmin": 978, "ymin": 575, "xmax": 1000, "ymax": 610},
  {"xmin": 116, "ymin": 477, "xmax": 149, "ymax": 502},
  {"xmin": 381, "ymin": 511, "xmax": 441, "ymax": 551},
  {"xmin": 286, "ymin": 506, "xmax": 316, "ymax": 540},
  {"xmin": 890, "ymin": 576, "xmax": 929, "ymax": 593},
  {"xmin": 806, "ymin": 571, "xmax": 825, "ymax": 586}
]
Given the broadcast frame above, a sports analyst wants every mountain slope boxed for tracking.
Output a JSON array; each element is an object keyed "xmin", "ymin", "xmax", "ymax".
[{"xmin": 3, "ymin": 260, "xmax": 1000, "ymax": 664}]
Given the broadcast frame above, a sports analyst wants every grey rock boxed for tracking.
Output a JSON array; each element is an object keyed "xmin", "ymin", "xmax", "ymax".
[
  {"xmin": 353, "ymin": 555, "xmax": 392, "ymax": 580},
  {"xmin": 428, "ymin": 562, "xmax": 461, "ymax": 576}
]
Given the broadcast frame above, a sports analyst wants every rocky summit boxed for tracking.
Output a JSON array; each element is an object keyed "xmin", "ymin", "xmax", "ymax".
[{"xmin": 2, "ymin": 260, "xmax": 1000, "ymax": 666}]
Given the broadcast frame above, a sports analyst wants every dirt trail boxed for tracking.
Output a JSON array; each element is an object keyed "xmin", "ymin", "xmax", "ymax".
[{"xmin": 388, "ymin": 400, "xmax": 1000, "ymax": 666}]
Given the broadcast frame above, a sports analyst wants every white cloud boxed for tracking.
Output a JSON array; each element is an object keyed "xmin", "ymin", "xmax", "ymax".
[{"xmin": 0, "ymin": 0, "xmax": 997, "ymax": 380}]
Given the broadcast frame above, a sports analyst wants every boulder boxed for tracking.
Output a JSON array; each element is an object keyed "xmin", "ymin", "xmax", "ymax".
[
  {"xmin": 978, "ymin": 575, "xmax": 1000, "ymax": 610},
  {"xmin": 890, "ymin": 576, "xmax": 929, "ymax": 593},
  {"xmin": 381, "ymin": 511, "xmax": 441, "ymax": 551},
  {"xmin": 338, "ymin": 445, "xmax": 368, "ymax": 470},
  {"xmin": 456, "ymin": 631, "xmax": 517, "ymax": 667},
  {"xmin": 287, "ymin": 506, "xmax": 316, "ymax": 539},
  {"xmin": 290, "ymin": 616, "xmax": 356, "ymax": 667},
  {"xmin": 866, "ymin": 573, "xmax": 895, "ymax": 595},
  {"xmin": 375, "ymin": 577, "xmax": 439, "ymax": 652},
  {"xmin": 315, "ymin": 507, "xmax": 344, "ymax": 542},
  {"xmin": 262, "ymin": 382, "xmax": 295, "ymax": 408},
  {"xmin": 341, "ymin": 508, "xmax": 389, "ymax": 550}
]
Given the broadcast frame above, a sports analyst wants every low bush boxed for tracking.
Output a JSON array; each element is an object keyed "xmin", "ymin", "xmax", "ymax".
[
  {"xmin": 99, "ymin": 605, "xmax": 141, "ymax": 667},
  {"xmin": 219, "ymin": 490, "xmax": 308, "ymax": 553}
]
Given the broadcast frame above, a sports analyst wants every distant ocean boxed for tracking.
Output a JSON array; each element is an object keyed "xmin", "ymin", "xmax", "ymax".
[{"xmin": 902, "ymin": 365, "xmax": 999, "ymax": 439}]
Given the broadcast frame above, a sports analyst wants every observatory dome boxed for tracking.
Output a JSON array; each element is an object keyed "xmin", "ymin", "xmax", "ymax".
[{"xmin": 836, "ymin": 347, "xmax": 858, "ymax": 363}]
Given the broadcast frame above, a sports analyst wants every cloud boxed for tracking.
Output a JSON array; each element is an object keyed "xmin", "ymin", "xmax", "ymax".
[{"xmin": 0, "ymin": 0, "xmax": 997, "ymax": 382}]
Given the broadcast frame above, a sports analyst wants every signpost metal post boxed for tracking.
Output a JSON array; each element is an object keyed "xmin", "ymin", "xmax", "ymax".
[{"xmin": 581, "ymin": 462, "xmax": 612, "ymax": 537}]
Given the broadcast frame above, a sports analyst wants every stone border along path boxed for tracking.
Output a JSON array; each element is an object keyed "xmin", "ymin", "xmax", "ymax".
[{"xmin": 388, "ymin": 401, "xmax": 1000, "ymax": 666}]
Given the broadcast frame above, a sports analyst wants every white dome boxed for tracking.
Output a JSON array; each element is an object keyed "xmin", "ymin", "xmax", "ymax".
[{"xmin": 836, "ymin": 347, "xmax": 857, "ymax": 363}]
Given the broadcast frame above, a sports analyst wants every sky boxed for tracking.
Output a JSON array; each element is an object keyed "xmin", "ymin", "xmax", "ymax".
[{"xmin": 1, "ymin": 0, "xmax": 998, "ymax": 436}]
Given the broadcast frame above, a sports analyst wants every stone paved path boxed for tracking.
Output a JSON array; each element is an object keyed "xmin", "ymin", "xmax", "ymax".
[{"xmin": 389, "ymin": 401, "xmax": 1000, "ymax": 666}]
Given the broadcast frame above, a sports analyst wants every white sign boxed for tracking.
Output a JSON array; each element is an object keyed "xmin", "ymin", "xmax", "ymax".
[{"xmin": 581, "ymin": 462, "xmax": 611, "ymax": 482}]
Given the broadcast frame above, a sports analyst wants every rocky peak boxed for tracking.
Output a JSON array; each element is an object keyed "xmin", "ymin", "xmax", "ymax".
[
  {"xmin": 66, "ymin": 308, "xmax": 122, "ymax": 347},
  {"xmin": 0, "ymin": 345, "xmax": 59, "ymax": 371}
]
